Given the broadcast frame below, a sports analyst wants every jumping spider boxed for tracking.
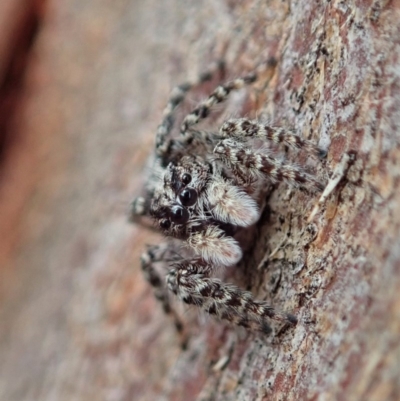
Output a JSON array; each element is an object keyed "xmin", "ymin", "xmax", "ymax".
[{"xmin": 130, "ymin": 61, "xmax": 325, "ymax": 335}]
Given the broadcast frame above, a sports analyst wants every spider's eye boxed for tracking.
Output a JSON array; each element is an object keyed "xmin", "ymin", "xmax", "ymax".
[
  {"xmin": 170, "ymin": 205, "xmax": 189, "ymax": 225},
  {"xmin": 179, "ymin": 187, "xmax": 198, "ymax": 207},
  {"xmin": 159, "ymin": 219, "xmax": 171, "ymax": 230},
  {"xmin": 182, "ymin": 173, "xmax": 192, "ymax": 185}
]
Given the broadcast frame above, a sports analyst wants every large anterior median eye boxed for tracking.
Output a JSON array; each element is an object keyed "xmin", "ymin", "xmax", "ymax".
[
  {"xmin": 170, "ymin": 205, "xmax": 189, "ymax": 225},
  {"xmin": 179, "ymin": 187, "xmax": 198, "ymax": 207}
]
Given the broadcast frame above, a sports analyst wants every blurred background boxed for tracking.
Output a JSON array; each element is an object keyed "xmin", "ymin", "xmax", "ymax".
[{"xmin": 0, "ymin": 0, "xmax": 205, "ymax": 400}]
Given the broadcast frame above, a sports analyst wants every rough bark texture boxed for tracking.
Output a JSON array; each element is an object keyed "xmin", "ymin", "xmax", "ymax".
[{"xmin": 0, "ymin": 1, "xmax": 399, "ymax": 401}]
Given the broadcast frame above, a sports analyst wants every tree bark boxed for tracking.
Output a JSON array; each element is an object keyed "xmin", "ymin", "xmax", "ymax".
[{"xmin": 0, "ymin": 1, "xmax": 399, "ymax": 401}]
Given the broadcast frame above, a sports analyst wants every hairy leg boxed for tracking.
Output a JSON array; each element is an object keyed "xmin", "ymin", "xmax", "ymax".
[
  {"xmin": 220, "ymin": 118, "xmax": 326, "ymax": 157},
  {"xmin": 214, "ymin": 139, "xmax": 325, "ymax": 191},
  {"xmin": 167, "ymin": 260, "xmax": 297, "ymax": 334},
  {"xmin": 140, "ymin": 243, "xmax": 186, "ymax": 337},
  {"xmin": 156, "ymin": 61, "xmax": 225, "ymax": 159},
  {"xmin": 180, "ymin": 74, "xmax": 257, "ymax": 134}
]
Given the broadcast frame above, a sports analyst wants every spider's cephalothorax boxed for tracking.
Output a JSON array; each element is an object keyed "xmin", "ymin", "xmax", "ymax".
[{"xmin": 130, "ymin": 61, "xmax": 326, "ymax": 335}]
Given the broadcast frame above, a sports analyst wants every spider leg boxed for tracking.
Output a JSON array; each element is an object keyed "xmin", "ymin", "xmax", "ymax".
[
  {"xmin": 180, "ymin": 73, "xmax": 257, "ymax": 134},
  {"xmin": 167, "ymin": 259, "xmax": 297, "ymax": 334},
  {"xmin": 156, "ymin": 61, "xmax": 225, "ymax": 159},
  {"xmin": 220, "ymin": 118, "xmax": 327, "ymax": 158},
  {"xmin": 214, "ymin": 139, "xmax": 325, "ymax": 191},
  {"xmin": 140, "ymin": 243, "xmax": 187, "ymax": 338}
]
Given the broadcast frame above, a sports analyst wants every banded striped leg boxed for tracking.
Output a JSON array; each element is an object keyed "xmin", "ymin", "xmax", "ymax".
[
  {"xmin": 156, "ymin": 61, "xmax": 225, "ymax": 158},
  {"xmin": 180, "ymin": 73, "xmax": 257, "ymax": 134},
  {"xmin": 219, "ymin": 118, "xmax": 327, "ymax": 158},
  {"xmin": 141, "ymin": 243, "xmax": 188, "ymax": 345},
  {"xmin": 179, "ymin": 60, "xmax": 277, "ymax": 134},
  {"xmin": 214, "ymin": 139, "xmax": 325, "ymax": 191},
  {"xmin": 167, "ymin": 260, "xmax": 297, "ymax": 334}
]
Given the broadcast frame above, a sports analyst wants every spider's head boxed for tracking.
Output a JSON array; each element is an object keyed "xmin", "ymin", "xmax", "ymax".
[{"xmin": 150, "ymin": 156, "xmax": 211, "ymax": 238}]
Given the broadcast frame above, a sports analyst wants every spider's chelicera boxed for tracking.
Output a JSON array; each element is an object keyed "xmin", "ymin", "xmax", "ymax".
[{"xmin": 130, "ymin": 61, "xmax": 325, "ymax": 335}]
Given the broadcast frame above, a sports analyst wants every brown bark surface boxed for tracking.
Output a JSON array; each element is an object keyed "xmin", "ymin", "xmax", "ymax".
[{"xmin": 0, "ymin": 1, "xmax": 399, "ymax": 400}]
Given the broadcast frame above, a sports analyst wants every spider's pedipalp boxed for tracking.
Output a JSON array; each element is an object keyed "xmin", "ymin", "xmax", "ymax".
[
  {"xmin": 187, "ymin": 225, "xmax": 242, "ymax": 266},
  {"xmin": 206, "ymin": 178, "xmax": 260, "ymax": 226}
]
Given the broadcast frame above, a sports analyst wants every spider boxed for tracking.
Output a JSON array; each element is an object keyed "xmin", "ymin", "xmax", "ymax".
[{"xmin": 130, "ymin": 60, "xmax": 326, "ymax": 335}]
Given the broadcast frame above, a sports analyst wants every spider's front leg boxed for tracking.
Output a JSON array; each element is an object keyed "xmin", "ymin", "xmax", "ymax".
[
  {"xmin": 214, "ymin": 139, "xmax": 325, "ymax": 191},
  {"xmin": 167, "ymin": 259, "xmax": 297, "ymax": 334},
  {"xmin": 219, "ymin": 118, "xmax": 327, "ymax": 158}
]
